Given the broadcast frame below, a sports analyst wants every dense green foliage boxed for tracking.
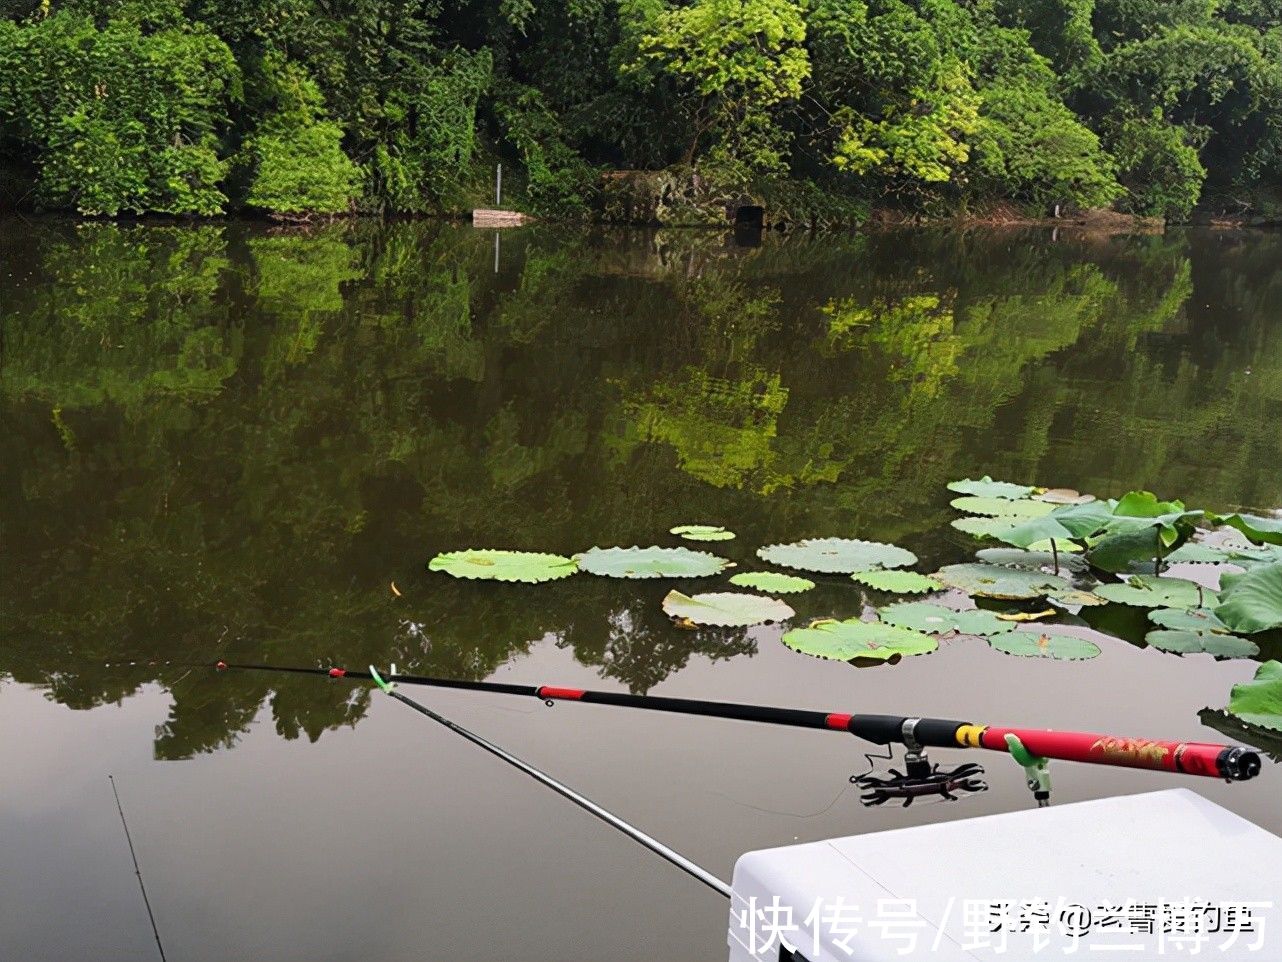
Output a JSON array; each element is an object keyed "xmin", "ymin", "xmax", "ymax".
[{"xmin": 1, "ymin": 0, "xmax": 1279, "ymax": 219}]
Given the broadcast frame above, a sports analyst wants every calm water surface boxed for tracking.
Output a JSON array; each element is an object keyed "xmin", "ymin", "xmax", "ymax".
[{"xmin": 2, "ymin": 219, "xmax": 1281, "ymax": 961}]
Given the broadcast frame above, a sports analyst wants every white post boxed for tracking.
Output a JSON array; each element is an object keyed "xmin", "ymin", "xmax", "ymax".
[{"xmin": 496, "ymin": 163, "xmax": 502, "ymax": 207}]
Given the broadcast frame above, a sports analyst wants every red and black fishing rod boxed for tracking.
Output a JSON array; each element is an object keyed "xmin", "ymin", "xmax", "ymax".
[{"xmin": 214, "ymin": 661, "xmax": 1261, "ymax": 784}]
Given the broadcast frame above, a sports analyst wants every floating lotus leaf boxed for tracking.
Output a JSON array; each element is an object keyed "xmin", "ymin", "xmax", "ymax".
[
  {"xmin": 947, "ymin": 477, "xmax": 1034, "ymax": 500},
  {"xmin": 1093, "ymin": 575, "xmax": 1211, "ymax": 609},
  {"xmin": 670, "ymin": 524, "xmax": 735, "ymax": 542},
  {"xmin": 996, "ymin": 608, "xmax": 1056, "ymax": 622},
  {"xmin": 1225, "ymin": 661, "xmax": 1282, "ymax": 732},
  {"xmin": 850, "ymin": 570, "xmax": 943, "ymax": 594},
  {"xmin": 1215, "ymin": 513, "xmax": 1282, "ymax": 546},
  {"xmin": 1164, "ymin": 543, "xmax": 1236, "ymax": 564},
  {"xmin": 1229, "ymin": 544, "xmax": 1282, "ymax": 567},
  {"xmin": 576, "ymin": 546, "xmax": 729, "ymax": 579},
  {"xmin": 976, "ymin": 548, "xmax": 1088, "ymax": 572},
  {"xmin": 427, "ymin": 549, "xmax": 578, "ymax": 583},
  {"xmin": 988, "ymin": 629, "xmax": 1101, "ymax": 661},
  {"xmin": 1037, "ymin": 488, "xmax": 1096, "ymax": 505},
  {"xmin": 1047, "ymin": 588, "xmax": 1108, "ymax": 607},
  {"xmin": 952, "ymin": 516, "xmax": 1014, "ymax": 539},
  {"xmin": 728, "ymin": 571, "xmax": 815, "ymax": 594},
  {"xmin": 1148, "ymin": 607, "xmax": 1232, "ymax": 632},
  {"xmin": 661, "ymin": 590, "xmax": 793, "ymax": 627},
  {"xmin": 1214, "ymin": 562, "xmax": 1282, "ymax": 634},
  {"xmin": 879, "ymin": 602, "xmax": 1014, "ymax": 636},
  {"xmin": 933, "ymin": 563, "xmax": 1070, "ymax": 600},
  {"xmin": 950, "ymin": 496, "xmax": 1057, "ymax": 518},
  {"xmin": 1144, "ymin": 629, "xmax": 1259, "ymax": 658},
  {"xmin": 782, "ymin": 619, "xmax": 938, "ymax": 661},
  {"xmin": 756, "ymin": 538, "xmax": 916, "ymax": 574}
]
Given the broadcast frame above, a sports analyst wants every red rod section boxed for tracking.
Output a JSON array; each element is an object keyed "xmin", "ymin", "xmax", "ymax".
[{"xmin": 978, "ymin": 727, "xmax": 1237, "ymax": 779}]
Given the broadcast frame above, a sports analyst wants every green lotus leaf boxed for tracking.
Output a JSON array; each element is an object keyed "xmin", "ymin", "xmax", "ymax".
[
  {"xmin": 1048, "ymin": 588, "xmax": 1108, "ymax": 607},
  {"xmin": 1088, "ymin": 526, "xmax": 1178, "ymax": 575},
  {"xmin": 782, "ymin": 619, "xmax": 938, "ymax": 661},
  {"xmin": 950, "ymin": 496, "xmax": 1057, "ymax": 518},
  {"xmin": 661, "ymin": 590, "xmax": 794, "ymax": 627},
  {"xmin": 1225, "ymin": 661, "xmax": 1282, "ymax": 732},
  {"xmin": 1213, "ymin": 513, "xmax": 1282, "ymax": 546},
  {"xmin": 879, "ymin": 601, "xmax": 1014, "ymax": 636},
  {"xmin": 728, "ymin": 571, "xmax": 816, "ymax": 594},
  {"xmin": 1092, "ymin": 575, "xmax": 1211, "ymax": 609},
  {"xmin": 976, "ymin": 548, "xmax": 1088, "ymax": 572},
  {"xmin": 1114, "ymin": 490, "xmax": 1188, "ymax": 519},
  {"xmin": 933, "ymin": 563, "xmax": 1070, "ymax": 599},
  {"xmin": 757, "ymin": 537, "xmax": 916, "ymax": 574},
  {"xmin": 850, "ymin": 570, "xmax": 943, "ymax": 594},
  {"xmin": 576, "ymin": 545, "xmax": 729, "ymax": 579},
  {"xmin": 1164, "ymin": 542, "xmax": 1236, "ymax": 564},
  {"xmin": 1036, "ymin": 488, "xmax": 1096, "ymax": 505},
  {"xmin": 996, "ymin": 500, "xmax": 1119, "ymax": 549},
  {"xmin": 946, "ymin": 476, "xmax": 1034, "ymax": 500},
  {"xmin": 1148, "ymin": 607, "xmax": 1231, "ymax": 632},
  {"xmin": 670, "ymin": 524, "xmax": 735, "ymax": 542},
  {"xmin": 427, "ymin": 549, "xmax": 578, "ymax": 583},
  {"xmin": 1214, "ymin": 562, "xmax": 1282, "ymax": 634},
  {"xmin": 1229, "ymin": 544, "xmax": 1282, "ymax": 567},
  {"xmin": 1144, "ymin": 629, "xmax": 1259, "ymax": 658},
  {"xmin": 952, "ymin": 516, "xmax": 1015, "ymax": 539},
  {"xmin": 988, "ymin": 629, "xmax": 1102, "ymax": 660}
]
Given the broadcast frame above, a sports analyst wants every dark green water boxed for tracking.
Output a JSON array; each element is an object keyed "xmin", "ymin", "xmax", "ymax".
[{"xmin": 2, "ymin": 219, "xmax": 1280, "ymax": 961}]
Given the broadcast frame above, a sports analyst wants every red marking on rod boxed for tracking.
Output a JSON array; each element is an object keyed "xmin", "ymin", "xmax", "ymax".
[
  {"xmin": 825, "ymin": 713, "xmax": 853, "ymax": 731},
  {"xmin": 537, "ymin": 686, "xmax": 585, "ymax": 701},
  {"xmin": 328, "ymin": 668, "xmax": 347, "ymax": 678},
  {"xmin": 215, "ymin": 661, "xmax": 228, "ymax": 670}
]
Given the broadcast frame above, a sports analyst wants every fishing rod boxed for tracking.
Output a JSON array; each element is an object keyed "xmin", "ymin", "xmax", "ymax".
[
  {"xmin": 367, "ymin": 666, "xmax": 731, "ymax": 898},
  {"xmin": 108, "ymin": 775, "xmax": 168, "ymax": 962},
  {"xmin": 214, "ymin": 661, "xmax": 1261, "ymax": 805}
]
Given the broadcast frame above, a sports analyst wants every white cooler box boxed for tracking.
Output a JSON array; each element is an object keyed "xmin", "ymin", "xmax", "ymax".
[{"xmin": 728, "ymin": 789, "xmax": 1281, "ymax": 961}]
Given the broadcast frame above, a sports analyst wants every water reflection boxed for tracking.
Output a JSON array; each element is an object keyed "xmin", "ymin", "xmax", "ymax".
[{"xmin": 2, "ymin": 220, "xmax": 1280, "ymax": 764}]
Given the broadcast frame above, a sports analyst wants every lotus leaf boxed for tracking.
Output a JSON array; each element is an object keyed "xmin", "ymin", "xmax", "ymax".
[
  {"xmin": 1148, "ymin": 607, "xmax": 1231, "ymax": 632},
  {"xmin": 850, "ymin": 570, "xmax": 943, "ymax": 594},
  {"xmin": 729, "ymin": 571, "xmax": 816, "ymax": 594},
  {"xmin": 661, "ymin": 590, "xmax": 794, "ymax": 627},
  {"xmin": 952, "ymin": 516, "xmax": 1014, "ymax": 539},
  {"xmin": 1230, "ymin": 544, "xmax": 1282, "ymax": 567},
  {"xmin": 933, "ymin": 563, "xmax": 1070, "ymax": 599},
  {"xmin": 428, "ymin": 549, "xmax": 578, "ymax": 583},
  {"xmin": 1225, "ymin": 661, "xmax": 1282, "ymax": 732},
  {"xmin": 1144, "ymin": 629, "xmax": 1259, "ymax": 658},
  {"xmin": 976, "ymin": 548, "xmax": 1088, "ymax": 571},
  {"xmin": 670, "ymin": 524, "xmax": 735, "ymax": 542},
  {"xmin": 988, "ymin": 630, "xmax": 1102, "ymax": 660},
  {"xmin": 879, "ymin": 601, "xmax": 1014, "ymax": 636},
  {"xmin": 1164, "ymin": 543, "xmax": 1236, "ymax": 564},
  {"xmin": 1037, "ymin": 488, "xmax": 1095, "ymax": 505},
  {"xmin": 950, "ymin": 496, "xmax": 1057, "ymax": 518},
  {"xmin": 1214, "ymin": 562, "xmax": 1282, "ymax": 634},
  {"xmin": 946, "ymin": 477, "xmax": 1034, "ymax": 500},
  {"xmin": 1213, "ymin": 513, "xmax": 1282, "ymax": 546},
  {"xmin": 576, "ymin": 546, "xmax": 729, "ymax": 579},
  {"xmin": 1092, "ymin": 576, "xmax": 1209, "ymax": 609},
  {"xmin": 757, "ymin": 538, "xmax": 916, "ymax": 574},
  {"xmin": 782, "ymin": 619, "xmax": 938, "ymax": 661},
  {"xmin": 1047, "ymin": 588, "xmax": 1108, "ymax": 607}
]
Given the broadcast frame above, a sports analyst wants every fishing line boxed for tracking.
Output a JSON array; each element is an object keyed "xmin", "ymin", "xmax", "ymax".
[
  {"xmin": 108, "ymin": 775, "xmax": 167, "ymax": 962},
  {"xmin": 711, "ymin": 745, "xmax": 895, "ymax": 819}
]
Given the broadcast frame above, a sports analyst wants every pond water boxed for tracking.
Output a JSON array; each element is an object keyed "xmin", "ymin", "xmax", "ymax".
[{"xmin": 2, "ymin": 219, "xmax": 1280, "ymax": 961}]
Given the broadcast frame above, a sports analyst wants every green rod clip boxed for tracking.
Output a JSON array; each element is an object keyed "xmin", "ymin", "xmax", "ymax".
[
  {"xmin": 1005, "ymin": 733, "xmax": 1052, "ymax": 807},
  {"xmin": 369, "ymin": 665, "xmax": 395, "ymax": 694}
]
